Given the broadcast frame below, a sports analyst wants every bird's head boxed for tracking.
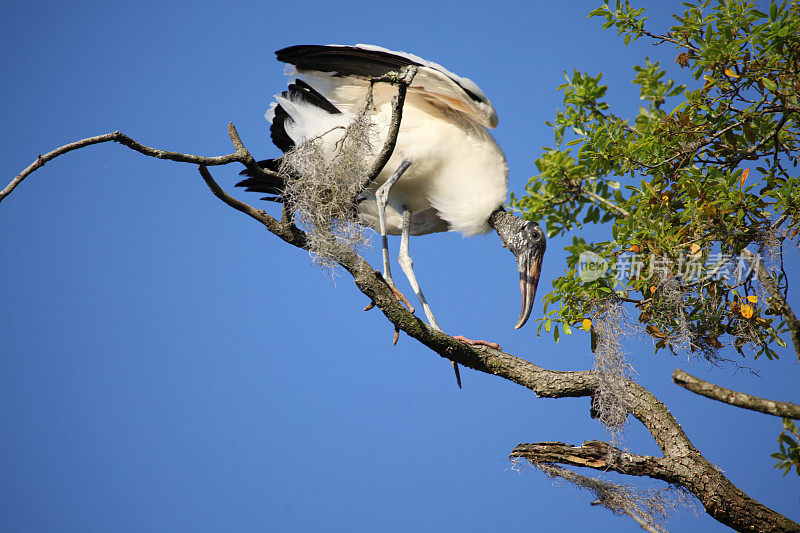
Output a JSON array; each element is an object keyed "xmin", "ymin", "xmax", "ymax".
[{"xmin": 488, "ymin": 208, "xmax": 546, "ymax": 329}]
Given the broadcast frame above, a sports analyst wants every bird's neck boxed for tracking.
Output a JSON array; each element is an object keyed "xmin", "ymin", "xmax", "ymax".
[
  {"xmin": 488, "ymin": 207, "xmax": 523, "ymax": 252},
  {"xmin": 487, "ymin": 206, "xmax": 510, "ymax": 233}
]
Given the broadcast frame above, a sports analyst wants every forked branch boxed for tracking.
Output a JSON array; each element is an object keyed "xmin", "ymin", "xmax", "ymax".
[
  {"xmin": 510, "ymin": 440, "xmax": 670, "ymax": 479},
  {"xmin": 0, "ymin": 125, "xmax": 281, "ymax": 204}
]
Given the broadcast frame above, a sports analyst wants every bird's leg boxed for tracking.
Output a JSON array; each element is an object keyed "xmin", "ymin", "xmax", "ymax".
[
  {"xmin": 398, "ymin": 206, "xmax": 463, "ymax": 388},
  {"xmin": 370, "ymin": 158, "xmax": 414, "ymax": 319},
  {"xmin": 398, "ymin": 206, "xmax": 441, "ymax": 330}
]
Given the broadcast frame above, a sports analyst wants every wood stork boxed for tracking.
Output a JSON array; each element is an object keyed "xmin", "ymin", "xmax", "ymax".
[{"xmin": 238, "ymin": 44, "xmax": 546, "ymax": 387}]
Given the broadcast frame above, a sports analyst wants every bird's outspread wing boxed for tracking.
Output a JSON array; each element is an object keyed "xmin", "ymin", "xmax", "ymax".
[
  {"xmin": 275, "ymin": 44, "xmax": 498, "ymax": 129},
  {"xmin": 247, "ymin": 44, "xmax": 508, "ymax": 237}
]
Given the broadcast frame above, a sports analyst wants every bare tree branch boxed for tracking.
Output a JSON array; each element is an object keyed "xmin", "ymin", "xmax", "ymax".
[
  {"xmin": 0, "ymin": 131, "xmax": 246, "ymax": 204},
  {"xmin": 364, "ymin": 66, "xmax": 418, "ymax": 186},
  {"xmin": 673, "ymin": 369, "xmax": 800, "ymax": 419},
  {"xmin": 623, "ymin": 507, "xmax": 662, "ymax": 533},
  {"xmin": 510, "ymin": 441, "xmax": 670, "ymax": 479},
  {"xmin": 509, "ymin": 437, "xmax": 797, "ymax": 532}
]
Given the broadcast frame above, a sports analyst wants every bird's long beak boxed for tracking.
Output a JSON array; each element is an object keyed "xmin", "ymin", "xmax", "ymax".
[{"xmin": 514, "ymin": 250, "xmax": 543, "ymax": 329}]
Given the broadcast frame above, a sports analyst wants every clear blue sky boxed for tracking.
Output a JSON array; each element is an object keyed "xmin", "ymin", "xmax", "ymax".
[{"xmin": 1, "ymin": 1, "xmax": 797, "ymax": 531}]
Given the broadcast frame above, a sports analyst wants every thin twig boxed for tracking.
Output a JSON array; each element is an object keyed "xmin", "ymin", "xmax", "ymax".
[
  {"xmin": 583, "ymin": 189, "xmax": 631, "ymax": 217},
  {"xmin": 726, "ymin": 111, "xmax": 788, "ymax": 169},
  {"xmin": 641, "ymin": 30, "xmax": 700, "ymax": 53},
  {"xmin": 623, "ymin": 507, "xmax": 662, "ymax": 533},
  {"xmin": 363, "ymin": 66, "xmax": 418, "ymax": 187},
  {"xmin": 673, "ymin": 369, "xmax": 800, "ymax": 419},
  {"xmin": 199, "ymin": 166, "xmax": 274, "ymax": 227},
  {"xmin": 1, "ymin": 131, "xmax": 241, "ymax": 204}
]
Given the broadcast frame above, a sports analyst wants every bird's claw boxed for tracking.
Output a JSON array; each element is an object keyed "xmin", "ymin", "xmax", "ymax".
[
  {"xmin": 367, "ymin": 272, "xmax": 416, "ymax": 346},
  {"xmin": 387, "ymin": 281, "xmax": 415, "ymax": 314},
  {"xmin": 387, "ymin": 281, "xmax": 413, "ymax": 345},
  {"xmin": 364, "ymin": 300, "xmax": 401, "ymax": 344},
  {"xmin": 370, "ymin": 272, "xmax": 416, "ymax": 315},
  {"xmin": 452, "ymin": 335, "xmax": 501, "ymax": 350}
]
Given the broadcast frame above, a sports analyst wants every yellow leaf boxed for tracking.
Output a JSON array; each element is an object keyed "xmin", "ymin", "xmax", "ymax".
[
  {"xmin": 746, "ymin": 295, "xmax": 758, "ymax": 303},
  {"xmin": 724, "ymin": 68, "xmax": 739, "ymax": 78},
  {"xmin": 582, "ymin": 319, "xmax": 592, "ymax": 331},
  {"xmin": 740, "ymin": 304, "xmax": 754, "ymax": 319},
  {"xmin": 739, "ymin": 168, "xmax": 750, "ymax": 188}
]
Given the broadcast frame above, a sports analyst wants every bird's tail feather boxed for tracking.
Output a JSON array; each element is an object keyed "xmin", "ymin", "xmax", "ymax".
[
  {"xmin": 270, "ymin": 78, "xmax": 343, "ymax": 153},
  {"xmin": 237, "ymin": 77, "xmax": 347, "ymax": 201},
  {"xmin": 236, "ymin": 159, "xmax": 286, "ymax": 202}
]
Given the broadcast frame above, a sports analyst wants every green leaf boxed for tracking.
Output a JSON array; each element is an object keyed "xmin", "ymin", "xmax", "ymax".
[
  {"xmin": 588, "ymin": 6, "xmax": 608, "ymax": 18},
  {"xmin": 761, "ymin": 77, "xmax": 779, "ymax": 91}
]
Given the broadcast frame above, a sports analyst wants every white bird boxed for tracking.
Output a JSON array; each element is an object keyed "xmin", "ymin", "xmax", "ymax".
[{"xmin": 238, "ymin": 45, "xmax": 546, "ymax": 387}]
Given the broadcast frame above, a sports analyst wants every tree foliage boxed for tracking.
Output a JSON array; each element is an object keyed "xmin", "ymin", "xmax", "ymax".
[
  {"xmin": 772, "ymin": 417, "xmax": 800, "ymax": 475},
  {"xmin": 513, "ymin": 0, "xmax": 800, "ymax": 364}
]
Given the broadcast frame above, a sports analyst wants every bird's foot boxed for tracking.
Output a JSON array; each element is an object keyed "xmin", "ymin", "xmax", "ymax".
[
  {"xmin": 365, "ymin": 272, "xmax": 416, "ymax": 346},
  {"xmin": 386, "ymin": 281, "xmax": 415, "ymax": 315},
  {"xmin": 365, "ymin": 273, "xmax": 415, "ymax": 315},
  {"xmin": 452, "ymin": 335, "xmax": 501, "ymax": 350}
]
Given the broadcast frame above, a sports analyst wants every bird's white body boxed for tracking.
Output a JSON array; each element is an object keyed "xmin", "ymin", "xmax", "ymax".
[{"xmin": 267, "ymin": 45, "xmax": 509, "ymax": 237}]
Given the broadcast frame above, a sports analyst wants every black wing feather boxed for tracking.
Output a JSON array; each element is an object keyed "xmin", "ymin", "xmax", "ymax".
[
  {"xmin": 275, "ymin": 44, "xmax": 485, "ymax": 104},
  {"xmin": 288, "ymin": 78, "xmax": 341, "ymax": 115},
  {"xmin": 276, "ymin": 45, "xmax": 420, "ymax": 79}
]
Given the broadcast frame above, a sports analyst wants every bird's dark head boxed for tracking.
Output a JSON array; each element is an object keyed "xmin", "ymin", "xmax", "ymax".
[{"xmin": 488, "ymin": 208, "xmax": 546, "ymax": 329}]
